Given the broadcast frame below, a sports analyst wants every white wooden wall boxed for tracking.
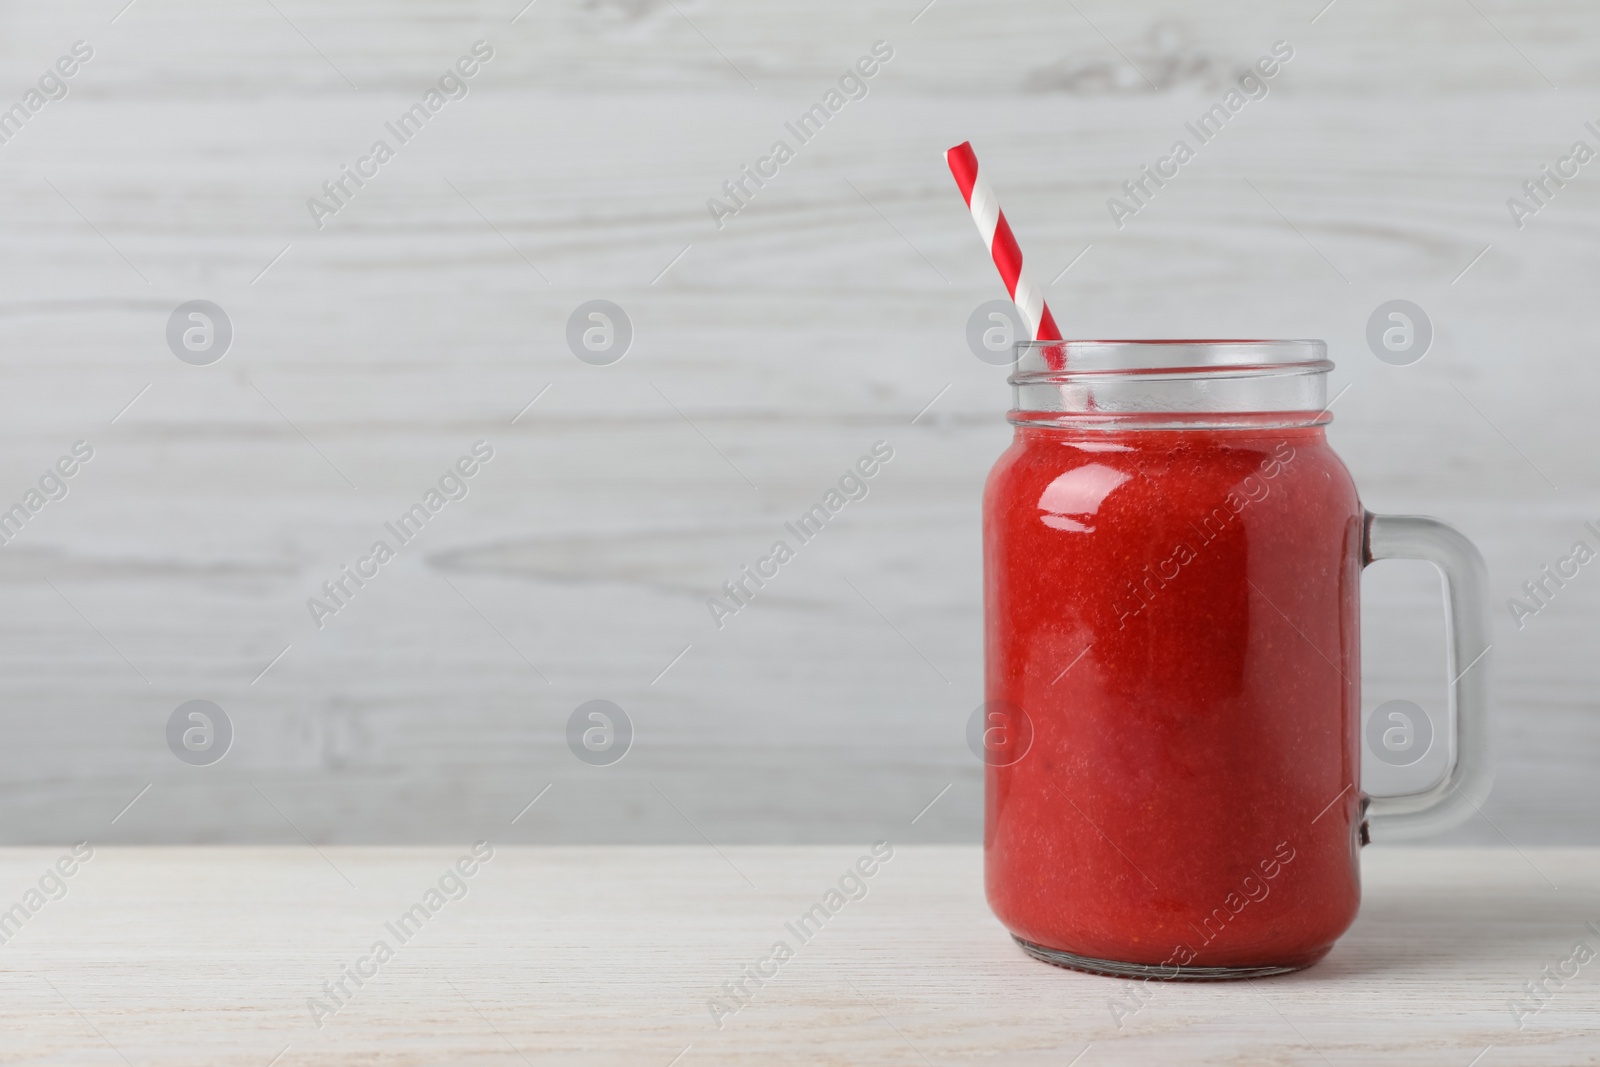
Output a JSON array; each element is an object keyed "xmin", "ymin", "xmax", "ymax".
[{"xmin": 0, "ymin": 0, "xmax": 1596, "ymax": 844}]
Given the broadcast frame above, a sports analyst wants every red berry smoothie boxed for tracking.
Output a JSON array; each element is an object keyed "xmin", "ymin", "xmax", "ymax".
[{"xmin": 983, "ymin": 421, "xmax": 1364, "ymax": 974}]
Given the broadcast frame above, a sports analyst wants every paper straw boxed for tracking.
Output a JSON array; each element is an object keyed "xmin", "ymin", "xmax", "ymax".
[{"xmin": 946, "ymin": 141, "xmax": 1062, "ymax": 347}]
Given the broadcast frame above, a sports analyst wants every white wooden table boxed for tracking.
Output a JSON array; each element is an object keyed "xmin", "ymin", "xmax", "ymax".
[{"xmin": 3, "ymin": 845, "xmax": 1595, "ymax": 1064}]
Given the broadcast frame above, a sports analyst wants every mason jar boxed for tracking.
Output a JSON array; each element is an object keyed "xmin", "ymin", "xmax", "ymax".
[{"xmin": 980, "ymin": 340, "xmax": 1490, "ymax": 978}]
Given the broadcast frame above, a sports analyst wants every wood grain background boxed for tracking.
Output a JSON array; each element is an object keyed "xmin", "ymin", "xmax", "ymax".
[{"xmin": 0, "ymin": 0, "xmax": 1596, "ymax": 844}]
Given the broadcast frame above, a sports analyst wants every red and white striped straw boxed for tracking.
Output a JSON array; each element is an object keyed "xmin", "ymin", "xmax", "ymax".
[{"xmin": 945, "ymin": 141, "xmax": 1062, "ymax": 346}]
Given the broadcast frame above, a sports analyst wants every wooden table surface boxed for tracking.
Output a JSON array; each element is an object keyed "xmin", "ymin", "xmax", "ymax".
[{"xmin": 2, "ymin": 845, "xmax": 1596, "ymax": 1065}]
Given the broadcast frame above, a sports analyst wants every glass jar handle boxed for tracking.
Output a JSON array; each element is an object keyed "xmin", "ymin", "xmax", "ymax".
[{"xmin": 1361, "ymin": 512, "xmax": 1493, "ymax": 838}]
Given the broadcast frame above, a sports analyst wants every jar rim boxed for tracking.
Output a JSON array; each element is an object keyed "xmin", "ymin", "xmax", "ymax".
[
  {"xmin": 1013, "ymin": 339, "xmax": 1327, "ymax": 375},
  {"xmin": 1008, "ymin": 339, "xmax": 1333, "ymax": 428}
]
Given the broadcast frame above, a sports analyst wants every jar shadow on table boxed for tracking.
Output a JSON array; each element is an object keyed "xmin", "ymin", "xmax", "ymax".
[{"xmin": 1297, "ymin": 874, "xmax": 1576, "ymax": 981}]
